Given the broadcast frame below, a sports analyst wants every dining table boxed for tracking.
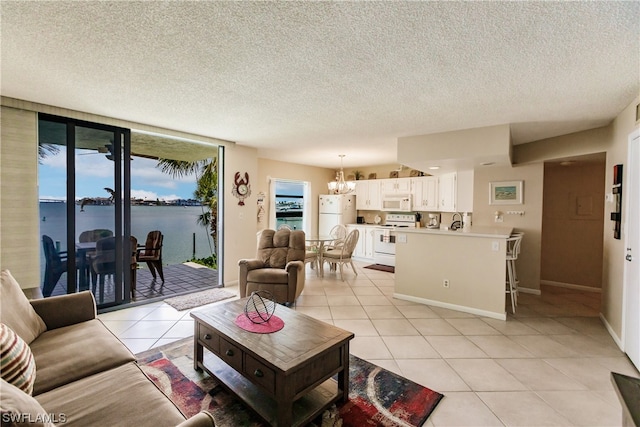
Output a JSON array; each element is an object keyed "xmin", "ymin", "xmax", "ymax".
[{"xmin": 304, "ymin": 235, "xmax": 335, "ymax": 278}]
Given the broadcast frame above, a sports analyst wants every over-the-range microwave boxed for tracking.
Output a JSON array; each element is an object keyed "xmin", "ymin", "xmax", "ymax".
[{"xmin": 381, "ymin": 194, "xmax": 412, "ymax": 212}]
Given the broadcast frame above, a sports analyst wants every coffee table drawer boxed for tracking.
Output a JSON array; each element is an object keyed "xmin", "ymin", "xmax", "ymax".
[
  {"xmin": 198, "ymin": 324, "xmax": 219, "ymax": 353},
  {"xmin": 245, "ymin": 354, "xmax": 275, "ymax": 393},
  {"xmin": 219, "ymin": 337, "xmax": 243, "ymax": 372}
]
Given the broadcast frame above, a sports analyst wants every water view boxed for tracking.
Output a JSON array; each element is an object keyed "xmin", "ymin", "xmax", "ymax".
[{"xmin": 39, "ymin": 202, "xmax": 216, "ymax": 280}]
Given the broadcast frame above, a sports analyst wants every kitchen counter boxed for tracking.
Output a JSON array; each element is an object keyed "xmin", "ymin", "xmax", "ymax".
[
  {"xmin": 393, "ymin": 226, "xmax": 513, "ymax": 320},
  {"xmin": 402, "ymin": 226, "xmax": 513, "ymax": 238}
]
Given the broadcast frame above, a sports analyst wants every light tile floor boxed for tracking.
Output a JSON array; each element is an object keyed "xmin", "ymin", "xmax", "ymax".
[{"xmin": 99, "ymin": 261, "xmax": 639, "ymax": 426}]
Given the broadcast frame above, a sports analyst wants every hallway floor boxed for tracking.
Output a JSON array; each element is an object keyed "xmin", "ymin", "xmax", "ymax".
[{"xmin": 99, "ymin": 261, "xmax": 638, "ymax": 426}]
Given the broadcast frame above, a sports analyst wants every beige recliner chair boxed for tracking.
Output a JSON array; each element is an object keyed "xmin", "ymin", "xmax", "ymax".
[{"xmin": 238, "ymin": 228, "xmax": 306, "ymax": 304}]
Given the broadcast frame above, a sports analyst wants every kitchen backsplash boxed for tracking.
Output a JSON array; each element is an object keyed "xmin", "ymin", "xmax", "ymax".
[{"xmin": 355, "ymin": 210, "xmax": 471, "ymax": 227}]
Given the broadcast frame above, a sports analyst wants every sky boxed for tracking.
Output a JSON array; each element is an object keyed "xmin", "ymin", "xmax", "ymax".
[{"xmin": 39, "ymin": 147, "xmax": 198, "ymax": 201}]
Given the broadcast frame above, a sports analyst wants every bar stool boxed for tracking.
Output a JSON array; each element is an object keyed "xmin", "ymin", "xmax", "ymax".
[{"xmin": 505, "ymin": 232, "xmax": 524, "ymax": 314}]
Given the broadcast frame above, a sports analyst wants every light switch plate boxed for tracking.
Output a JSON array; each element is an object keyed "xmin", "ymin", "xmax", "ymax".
[
  {"xmin": 492, "ymin": 241, "xmax": 500, "ymax": 251},
  {"xmin": 397, "ymin": 234, "xmax": 407, "ymax": 243}
]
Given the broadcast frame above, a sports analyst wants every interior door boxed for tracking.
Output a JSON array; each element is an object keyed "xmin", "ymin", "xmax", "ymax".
[{"xmin": 624, "ymin": 128, "xmax": 640, "ymax": 370}]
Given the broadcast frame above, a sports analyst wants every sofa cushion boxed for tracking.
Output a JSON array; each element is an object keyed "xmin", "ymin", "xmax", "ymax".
[
  {"xmin": 0, "ymin": 324, "xmax": 37, "ymax": 395},
  {"xmin": 29, "ymin": 319, "xmax": 135, "ymax": 395},
  {"xmin": 0, "ymin": 270, "xmax": 47, "ymax": 344},
  {"xmin": 0, "ymin": 379, "xmax": 55, "ymax": 427},
  {"xmin": 35, "ymin": 362, "xmax": 186, "ymax": 427}
]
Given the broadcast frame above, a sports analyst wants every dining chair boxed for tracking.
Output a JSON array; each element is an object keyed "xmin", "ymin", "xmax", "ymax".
[
  {"xmin": 326, "ymin": 224, "xmax": 348, "ymax": 250},
  {"xmin": 322, "ymin": 229, "xmax": 359, "ymax": 281},
  {"xmin": 137, "ymin": 230, "xmax": 164, "ymax": 282},
  {"xmin": 304, "ymin": 246, "xmax": 319, "ymax": 273}
]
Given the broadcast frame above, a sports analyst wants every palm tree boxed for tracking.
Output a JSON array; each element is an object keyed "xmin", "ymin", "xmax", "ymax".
[
  {"xmin": 38, "ymin": 143, "xmax": 60, "ymax": 164},
  {"xmin": 157, "ymin": 157, "xmax": 218, "ymax": 254}
]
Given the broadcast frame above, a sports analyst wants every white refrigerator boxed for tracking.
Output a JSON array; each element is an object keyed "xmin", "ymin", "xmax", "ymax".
[{"xmin": 319, "ymin": 194, "xmax": 356, "ymax": 236}]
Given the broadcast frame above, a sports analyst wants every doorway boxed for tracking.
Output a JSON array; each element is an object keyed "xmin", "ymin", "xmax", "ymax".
[
  {"xmin": 269, "ymin": 179, "xmax": 311, "ymax": 235},
  {"xmin": 540, "ymin": 153, "xmax": 607, "ymax": 291}
]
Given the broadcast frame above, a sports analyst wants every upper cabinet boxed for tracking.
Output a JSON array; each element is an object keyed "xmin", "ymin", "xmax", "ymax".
[
  {"xmin": 355, "ymin": 180, "xmax": 381, "ymax": 210},
  {"xmin": 355, "ymin": 171, "xmax": 472, "ymax": 212},
  {"xmin": 438, "ymin": 172, "xmax": 457, "ymax": 212},
  {"xmin": 380, "ymin": 177, "xmax": 412, "ymax": 194},
  {"xmin": 438, "ymin": 171, "xmax": 473, "ymax": 212},
  {"xmin": 411, "ymin": 176, "xmax": 439, "ymax": 211}
]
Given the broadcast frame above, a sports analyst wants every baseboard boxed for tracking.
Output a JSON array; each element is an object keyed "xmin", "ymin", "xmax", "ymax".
[
  {"xmin": 600, "ymin": 313, "xmax": 624, "ymax": 351},
  {"xmin": 540, "ymin": 280, "xmax": 602, "ymax": 293},
  {"xmin": 393, "ymin": 293, "xmax": 506, "ymax": 321},
  {"xmin": 518, "ymin": 287, "xmax": 541, "ymax": 295}
]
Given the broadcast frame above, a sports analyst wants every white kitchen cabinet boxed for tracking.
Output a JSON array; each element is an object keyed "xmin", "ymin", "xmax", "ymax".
[
  {"xmin": 380, "ymin": 177, "xmax": 412, "ymax": 194},
  {"xmin": 347, "ymin": 225, "xmax": 375, "ymax": 261},
  {"xmin": 437, "ymin": 171, "xmax": 474, "ymax": 212},
  {"xmin": 438, "ymin": 172, "xmax": 457, "ymax": 212},
  {"xmin": 355, "ymin": 180, "xmax": 381, "ymax": 210},
  {"xmin": 411, "ymin": 176, "xmax": 439, "ymax": 211}
]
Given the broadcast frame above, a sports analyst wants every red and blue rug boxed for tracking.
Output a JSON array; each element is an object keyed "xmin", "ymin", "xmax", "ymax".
[{"xmin": 136, "ymin": 337, "xmax": 443, "ymax": 426}]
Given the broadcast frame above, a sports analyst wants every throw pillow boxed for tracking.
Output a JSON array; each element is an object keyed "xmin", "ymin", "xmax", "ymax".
[
  {"xmin": 0, "ymin": 379, "xmax": 55, "ymax": 427},
  {"xmin": 0, "ymin": 270, "xmax": 47, "ymax": 344},
  {"xmin": 0, "ymin": 324, "xmax": 37, "ymax": 395}
]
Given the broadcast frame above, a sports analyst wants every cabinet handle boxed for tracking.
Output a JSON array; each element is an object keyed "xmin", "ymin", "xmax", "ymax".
[
  {"xmin": 225, "ymin": 349, "xmax": 234, "ymax": 357},
  {"xmin": 254, "ymin": 369, "xmax": 264, "ymax": 377},
  {"xmin": 203, "ymin": 334, "xmax": 211, "ymax": 340}
]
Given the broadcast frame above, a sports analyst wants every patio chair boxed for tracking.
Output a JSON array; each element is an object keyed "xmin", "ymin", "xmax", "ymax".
[
  {"xmin": 42, "ymin": 235, "xmax": 69, "ymax": 297},
  {"xmin": 129, "ymin": 236, "xmax": 138, "ymax": 299},
  {"xmin": 91, "ymin": 236, "xmax": 117, "ymax": 304},
  {"xmin": 79, "ymin": 229, "xmax": 113, "ymax": 243},
  {"xmin": 137, "ymin": 230, "xmax": 164, "ymax": 282}
]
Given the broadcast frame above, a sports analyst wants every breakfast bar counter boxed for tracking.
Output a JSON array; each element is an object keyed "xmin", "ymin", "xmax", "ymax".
[{"xmin": 393, "ymin": 226, "xmax": 513, "ymax": 320}]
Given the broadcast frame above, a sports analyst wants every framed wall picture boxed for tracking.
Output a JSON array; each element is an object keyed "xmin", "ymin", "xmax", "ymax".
[{"xmin": 490, "ymin": 180, "xmax": 523, "ymax": 205}]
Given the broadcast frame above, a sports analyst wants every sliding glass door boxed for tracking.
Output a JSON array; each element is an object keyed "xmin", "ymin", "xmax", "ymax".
[
  {"xmin": 38, "ymin": 114, "xmax": 132, "ymax": 308},
  {"xmin": 38, "ymin": 114, "xmax": 223, "ymax": 309}
]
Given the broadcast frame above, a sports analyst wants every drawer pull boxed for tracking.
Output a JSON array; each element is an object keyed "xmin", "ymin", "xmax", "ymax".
[
  {"xmin": 225, "ymin": 349, "xmax": 234, "ymax": 357},
  {"xmin": 203, "ymin": 334, "xmax": 211, "ymax": 340},
  {"xmin": 254, "ymin": 369, "xmax": 264, "ymax": 378}
]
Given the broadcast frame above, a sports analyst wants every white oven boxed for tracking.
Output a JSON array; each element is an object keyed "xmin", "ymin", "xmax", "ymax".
[
  {"xmin": 373, "ymin": 214, "xmax": 416, "ymax": 267},
  {"xmin": 381, "ymin": 194, "xmax": 412, "ymax": 212}
]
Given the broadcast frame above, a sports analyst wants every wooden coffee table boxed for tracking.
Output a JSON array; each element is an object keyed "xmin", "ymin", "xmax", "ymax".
[{"xmin": 191, "ymin": 298, "xmax": 354, "ymax": 427}]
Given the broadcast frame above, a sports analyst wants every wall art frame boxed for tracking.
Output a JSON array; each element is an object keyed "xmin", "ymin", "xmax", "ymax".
[{"xmin": 490, "ymin": 180, "xmax": 523, "ymax": 205}]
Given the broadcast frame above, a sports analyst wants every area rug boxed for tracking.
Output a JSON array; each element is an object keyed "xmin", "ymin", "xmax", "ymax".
[
  {"xmin": 163, "ymin": 288, "xmax": 236, "ymax": 311},
  {"xmin": 136, "ymin": 338, "xmax": 443, "ymax": 427},
  {"xmin": 364, "ymin": 264, "xmax": 395, "ymax": 273}
]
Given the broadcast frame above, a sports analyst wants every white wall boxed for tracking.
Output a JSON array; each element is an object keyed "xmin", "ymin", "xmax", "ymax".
[
  {"xmin": 472, "ymin": 163, "xmax": 544, "ymax": 292},
  {"xmin": 221, "ymin": 144, "xmax": 259, "ymax": 286}
]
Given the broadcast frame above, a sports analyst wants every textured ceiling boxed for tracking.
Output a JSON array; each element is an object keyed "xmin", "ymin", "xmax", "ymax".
[{"xmin": 2, "ymin": 1, "xmax": 639, "ymax": 169}]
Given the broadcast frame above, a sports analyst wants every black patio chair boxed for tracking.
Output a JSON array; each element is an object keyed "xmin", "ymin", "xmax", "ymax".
[{"xmin": 42, "ymin": 235, "xmax": 68, "ymax": 297}]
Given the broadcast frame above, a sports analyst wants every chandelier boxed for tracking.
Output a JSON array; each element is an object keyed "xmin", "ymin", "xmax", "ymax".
[{"xmin": 328, "ymin": 154, "xmax": 355, "ymax": 194}]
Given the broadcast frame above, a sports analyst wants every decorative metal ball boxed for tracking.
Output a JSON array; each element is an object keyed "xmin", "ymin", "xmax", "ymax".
[{"xmin": 244, "ymin": 291, "xmax": 276, "ymax": 324}]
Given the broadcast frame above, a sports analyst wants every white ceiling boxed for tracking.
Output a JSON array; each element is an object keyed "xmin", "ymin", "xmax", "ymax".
[{"xmin": 2, "ymin": 1, "xmax": 638, "ymax": 169}]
